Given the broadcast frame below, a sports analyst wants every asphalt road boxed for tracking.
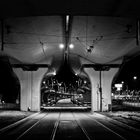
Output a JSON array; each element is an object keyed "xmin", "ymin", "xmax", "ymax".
[{"xmin": 0, "ymin": 111, "xmax": 140, "ymax": 140}]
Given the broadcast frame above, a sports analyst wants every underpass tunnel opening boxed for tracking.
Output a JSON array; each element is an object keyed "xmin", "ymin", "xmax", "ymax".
[
  {"xmin": 40, "ymin": 60, "xmax": 91, "ymax": 111},
  {"xmin": 0, "ymin": 57, "xmax": 20, "ymax": 109}
]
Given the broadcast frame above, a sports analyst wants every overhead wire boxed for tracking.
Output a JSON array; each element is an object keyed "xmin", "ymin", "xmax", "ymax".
[
  {"xmin": 29, "ymin": 25, "xmax": 48, "ymax": 59},
  {"xmin": 76, "ymin": 35, "xmax": 136, "ymax": 43},
  {"xmin": 69, "ymin": 52, "xmax": 97, "ymax": 64},
  {"xmin": 2, "ymin": 19, "xmax": 136, "ymax": 52}
]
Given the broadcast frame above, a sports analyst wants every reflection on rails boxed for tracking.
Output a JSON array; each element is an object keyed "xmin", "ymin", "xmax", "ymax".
[{"xmin": 0, "ymin": 112, "xmax": 140, "ymax": 140}]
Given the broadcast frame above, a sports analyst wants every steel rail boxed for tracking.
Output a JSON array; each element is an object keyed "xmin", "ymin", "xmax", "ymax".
[
  {"xmin": 0, "ymin": 112, "xmax": 40, "ymax": 134},
  {"xmin": 85, "ymin": 113, "xmax": 127, "ymax": 140},
  {"xmin": 50, "ymin": 112, "xmax": 61, "ymax": 140},
  {"xmin": 16, "ymin": 113, "xmax": 48, "ymax": 140},
  {"xmin": 72, "ymin": 112, "xmax": 91, "ymax": 140}
]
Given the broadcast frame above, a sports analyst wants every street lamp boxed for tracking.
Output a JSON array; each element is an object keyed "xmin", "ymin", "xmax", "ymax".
[
  {"xmin": 132, "ymin": 76, "xmax": 138, "ymax": 90},
  {"xmin": 69, "ymin": 44, "xmax": 74, "ymax": 49},
  {"xmin": 133, "ymin": 76, "xmax": 137, "ymax": 80},
  {"xmin": 121, "ymin": 81, "xmax": 124, "ymax": 91},
  {"xmin": 59, "ymin": 44, "xmax": 65, "ymax": 49}
]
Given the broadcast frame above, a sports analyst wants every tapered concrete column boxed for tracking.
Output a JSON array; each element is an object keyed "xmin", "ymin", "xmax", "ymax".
[
  {"xmin": 13, "ymin": 68, "xmax": 47, "ymax": 111},
  {"xmin": 84, "ymin": 68, "xmax": 119, "ymax": 112},
  {"xmin": 101, "ymin": 68, "xmax": 119, "ymax": 111},
  {"xmin": 84, "ymin": 68, "xmax": 100, "ymax": 112}
]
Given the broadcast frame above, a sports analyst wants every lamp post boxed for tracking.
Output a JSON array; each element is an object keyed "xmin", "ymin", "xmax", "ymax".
[
  {"xmin": 133, "ymin": 76, "xmax": 137, "ymax": 90},
  {"xmin": 121, "ymin": 81, "xmax": 124, "ymax": 91},
  {"xmin": 99, "ymin": 70, "xmax": 102, "ymax": 112},
  {"xmin": 133, "ymin": 76, "xmax": 137, "ymax": 80},
  {"xmin": 1, "ymin": 19, "xmax": 4, "ymax": 51}
]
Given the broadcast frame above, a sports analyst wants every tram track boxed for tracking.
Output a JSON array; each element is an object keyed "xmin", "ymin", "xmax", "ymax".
[
  {"xmin": 17, "ymin": 112, "xmax": 61, "ymax": 140},
  {"xmin": 94, "ymin": 112, "xmax": 140, "ymax": 132},
  {"xmin": 86, "ymin": 113, "xmax": 126, "ymax": 140},
  {"xmin": 0, "ymin": 111, "xmax": 140, "ymax": 140},
  {"xmin": 0, "ymin": 112, "xmax": 48, "ymax": 140},
  {"xmin": 72, "ymin": 112, "xmax": 91, "ymax": 140},
  {"xmin": 16, "ymin": 113, "xmax": 48, "ymax": 140},
  {"xmin": 0, "ymin": 112, "xmax": 40, "ymax": 134},
  {"xmin": 50, "ymin": 112, "xmax": 92, "ymax": 140},
  {"xmin": 73, "ymin": 112, "xmax": 128, "ymax": 140},
  {"xmin": 84, "ymin": 112, "xmax": 140, "ymax": 140},
  {"xmin": 50, "ymin": 112, "xmax": 61, "ymax": 140}
]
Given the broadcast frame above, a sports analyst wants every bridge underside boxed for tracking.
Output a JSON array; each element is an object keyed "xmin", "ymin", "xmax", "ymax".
[
  {"xmin": 0, "ymin": 15, "xmax": 139, "ymax": 112},
  {"xmin": 12, "ymin": 65, "xmax": 119, "ymax": 112}
]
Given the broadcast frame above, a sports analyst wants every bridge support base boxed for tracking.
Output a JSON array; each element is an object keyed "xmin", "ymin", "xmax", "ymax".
[
  {"xmin": 14, "ymin": 68, "xmax": 47, "ymax": 112},
  {"xmin": 84, "ymin": 68, "xmax": 119, "ymax": 112}
]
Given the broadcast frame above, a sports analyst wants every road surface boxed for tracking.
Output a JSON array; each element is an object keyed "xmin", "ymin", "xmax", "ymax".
[{"xmin": 0, "ymin": 111, "xmax": 139, "ymax": 140}]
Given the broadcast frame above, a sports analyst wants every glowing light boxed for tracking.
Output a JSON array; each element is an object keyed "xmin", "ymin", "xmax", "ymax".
[
  {"xmin": 115, "ymin": 84, "xmax": 122, "ymax": 91},
  {"xmin": 53, "ymin": 71, "xmax": 56, "ymax": 75},
  {"xmin": 58, "ymin": 83, "xmax": 62, "ymax": 86},
  {"xmin": 115, "ymin": 84, "xmax": 122, "ymax": 88},
  {"xmin": 69, "ymin": 44, "xmax": 74, "ymax": 49},
  {"xmin": 84, "ymin": 80, "xmax": 87, "ymax": 84},
  {"xmin": 66, "ymin": 15, "xmax": 69, "ymax": 24},
  {"xmin": 133, "ymin": 76, "xmax": 137, "ymax": 80},
  {"xmin": 59, "ymin": 44, "xmax": 64, "ymax": 49},
  {"xmin": 66, "ymin": 15, "xmax": 69, "ymax": 31}
]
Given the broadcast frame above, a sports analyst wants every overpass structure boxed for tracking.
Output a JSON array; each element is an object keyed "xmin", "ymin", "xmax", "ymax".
[{"xmin": 0, "ymin": 0, "xmax": 140, "ymax": 112}]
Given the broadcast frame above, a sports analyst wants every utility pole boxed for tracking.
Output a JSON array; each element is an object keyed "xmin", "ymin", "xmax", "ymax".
[
  {"xmin": 1, "ymin": 19, "xmax": 4, "ymax": 51},
  {"xmin": 136, "ymin": 19, "xmax": 140, "ymax": 46},
  {"xmin": 99, "ymin": 70, "xmax": 102, "ymax": 112},
  {"xmin": 64, "ymin": 15, "xmax": 70, "ymax": 61}
]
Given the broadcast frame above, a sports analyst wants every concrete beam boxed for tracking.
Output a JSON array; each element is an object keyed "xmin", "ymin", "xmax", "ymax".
[
  {"xmin": 81, "ymin": 64, "xmax": 121, "ymax": 71},
  {"xmin": 12, "ymin": 64, "xmax": 49, "ymax": 71}
]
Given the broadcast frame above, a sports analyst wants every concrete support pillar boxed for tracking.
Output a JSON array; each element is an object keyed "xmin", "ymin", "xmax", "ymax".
[
  {"xmin": 84, "ymin": 68, "xmax": 119, "ymax": 112},
  {"xmin": 13, "ymin": 68, "xmax": 47, "ymax": 111},
  {"xmin": 101, "ymin": 68, "xmax": 119, "ymax": 111}
]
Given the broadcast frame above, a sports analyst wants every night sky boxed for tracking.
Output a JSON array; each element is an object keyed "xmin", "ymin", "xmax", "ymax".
[
  {"xmin": 0, "ymin": 57, "xmax": 20, "ymax": 103},
  {"xmin": 115, "ymin": 55, "xmax": 140, "ymax": 90}
]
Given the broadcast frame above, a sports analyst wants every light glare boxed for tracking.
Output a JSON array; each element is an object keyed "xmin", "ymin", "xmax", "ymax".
[
  {"xmin": 53, "ymin": 71, "xmax": 56, "ymax": 75},
  {"xmin": 69, "ymin": 44, "xmax": 74, "ymax": 49},
  {"xmin": 59, "ymin": 44, "xmax": 64, "ymax": 49},
  {"xmin": 133, "ymin": 76, "xmax": 137, "ymax": 80}
]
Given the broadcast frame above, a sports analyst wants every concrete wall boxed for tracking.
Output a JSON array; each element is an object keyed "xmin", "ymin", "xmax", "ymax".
[
  {"xmin": 14, "ymin": 68, "xmax": 47, "ymax": 111},
  {"xmin": 102, "ymin": 69, "xmax": 119, "ymax": 111},
  {"xmin": 84, "ymin": 68, "xmax": 99, "ymax": 112}
]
